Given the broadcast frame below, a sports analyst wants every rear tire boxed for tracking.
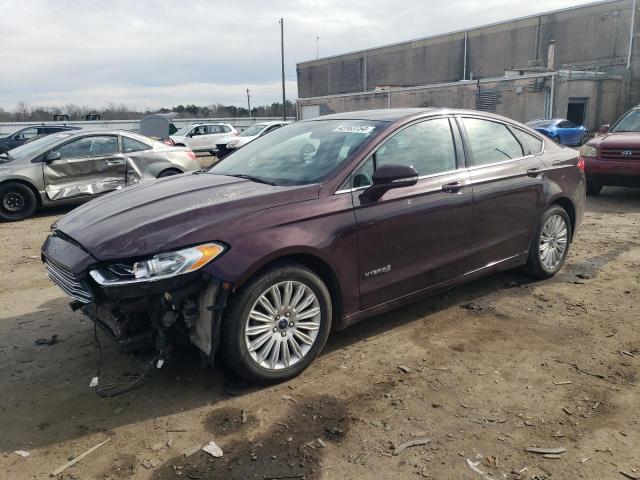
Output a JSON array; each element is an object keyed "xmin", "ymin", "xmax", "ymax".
[
  {"xmin": 526, "ymin": 205, "xmax": 571, "ymax": 279},
  {"xmin": 220, "ymin": 263, "xmax": 332, "ymax": 385},
  {"xmin": 0, "ymin": 182, "xmax": 37, "ymax": 221},
  {"xmin": 586, "ymin": 178, "xmax": 602, "ymax": 196},
  {"xmin": 580, "ymin": 132, "xmax": 589, "ymax": 145},
  {"xmin": 553, "ymin": 136, "xmax": 561, "ymax": 144},
  {"xmin": 157, "ymin": 169, "xmax": 181, "ymax": 178}
]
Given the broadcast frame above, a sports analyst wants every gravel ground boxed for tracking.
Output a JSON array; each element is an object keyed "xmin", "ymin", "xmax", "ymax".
[{"xmin": 0, "ymin": 185, "xmax": 639, "ymax": 480}]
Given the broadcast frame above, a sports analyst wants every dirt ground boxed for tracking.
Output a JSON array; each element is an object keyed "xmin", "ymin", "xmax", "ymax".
[{"xmin": 1, "ymin": 183, "xmax": 639, "ymax": 480}]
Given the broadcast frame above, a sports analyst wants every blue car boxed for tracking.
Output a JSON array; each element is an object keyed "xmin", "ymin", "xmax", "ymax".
[{"xmin": 526, "ymin": 119, "xmax": 589, "ymax": 146}]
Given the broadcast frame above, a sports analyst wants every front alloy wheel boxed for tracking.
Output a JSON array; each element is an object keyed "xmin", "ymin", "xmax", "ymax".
[
  {"xmin": 221, "ymin": 263, "xmax": 332, "ymax": 384},
  {"xmin": 245, "ymin": 281, "xmax": 321, "ymax": 371}
]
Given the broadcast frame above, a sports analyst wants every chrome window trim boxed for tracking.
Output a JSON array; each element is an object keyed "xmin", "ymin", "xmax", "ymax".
[{"xmin": 334, "ymin": 168, "xmax": 463, "ymax": 195}]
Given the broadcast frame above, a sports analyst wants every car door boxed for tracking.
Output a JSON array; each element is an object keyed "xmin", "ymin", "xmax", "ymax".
[
  {"xmin": 459, "ymin": 116, "xmax": 547, "ymax": 272},
  {"xmin": 187, "ymin": 126, "xmax": 207, "ymax": 150},
  {"xmin": 557, "ymin": 120, "xmax": 575, "ymax": 144},
  {"xmin": 351, "ymin": 117, "xmax": 472, "ymax": 310},
  {"xmin": 43, "ymin": 135, "xmax": 126, "ymax": 201}
]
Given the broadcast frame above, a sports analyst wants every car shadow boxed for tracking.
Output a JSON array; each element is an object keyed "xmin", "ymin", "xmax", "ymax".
[
  {"xmin": 0, "ymin": 267, "xmax": 539, "ymax": 453},
  {"xmin": 586, "ymin": 186, "xmax": 640, "ymax": 214}
]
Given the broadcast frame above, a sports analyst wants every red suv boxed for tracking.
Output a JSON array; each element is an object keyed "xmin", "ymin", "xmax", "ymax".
[{"xmin": 581, "ymin": 106, "xmax": 640, "ymax": 195}]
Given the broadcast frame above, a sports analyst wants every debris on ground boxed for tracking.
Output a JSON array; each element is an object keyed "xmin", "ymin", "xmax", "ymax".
[
  {"xmin": 525, "ymin": 446, "xmax": 567, "ymax": 455},
  {"xmin": 460, "ymin": 302, "xmax": 484, "ymax": 312},
  {"xmin": 13, "ymin": 450, "xmax": 30, "ymax": 457},
  {"xmin": 620, "ymin": 471, "xmax": 640, "ymax": 479},
  {"xmin": 393, "ymin": 437, "xmax": 431, "ymax": 456},
  {"xmin": 398, "ymin": 365, "xmax": 411, "ymax": 373},
  {"xmin": 241, "ymin": 409, "xmax": 248, "ymax": 424},
  {"xmin": 34, "ymin": 334, "xmax": 58, "ymax": 346},
  {"xmin": 202, "ymin": 440, "xmax": 223, "ymax": 458},
  {"xmin": 52, "ymin": 438, "xmax": 111, "ymax": 476}
]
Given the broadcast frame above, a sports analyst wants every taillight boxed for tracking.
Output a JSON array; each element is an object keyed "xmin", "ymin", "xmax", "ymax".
[
  {"xmin": 577, "ymin": 156, "xmax": 585, "ymax": 172},
  {"xmin": 186, "ymin": 150, "xmax": 196, "ymax": 161}
]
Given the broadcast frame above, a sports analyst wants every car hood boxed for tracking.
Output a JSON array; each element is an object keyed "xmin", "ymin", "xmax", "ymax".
[
  {"xmin": 54, "ymin": 173, "xmax": 320, "ymax": 261},
  {"xmin": 588, "ymin": 131, "xmax": 640, "ymax": 148},
  {"xmin": 169, "ymin": 135, "xmax": 186, "ymax": 142}
]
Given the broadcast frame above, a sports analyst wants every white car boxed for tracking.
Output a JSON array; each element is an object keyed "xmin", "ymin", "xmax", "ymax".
[
  {"xmin": 216, "ymin": 121, "xmax": 291, "ymax": 158},
  {"xmin": 169, "ymin": 123, "xmax": 237, "ymax": 153}
]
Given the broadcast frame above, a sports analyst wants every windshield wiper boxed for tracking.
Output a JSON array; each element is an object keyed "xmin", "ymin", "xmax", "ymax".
[{"xmin": 225, "ymin": 174, "xmax": 277, "ymax": 186}]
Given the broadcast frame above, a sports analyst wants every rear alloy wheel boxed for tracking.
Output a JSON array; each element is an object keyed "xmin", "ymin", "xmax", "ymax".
[
  {"xmin": 586, "ymin": 178, "xmax": 602, "ymax": 196},
  {"xmin": 553, "ymin": 136, "xmax": 561, "ymax": 144},
  {"xmin": 221, "ymin": 264, "xmax": 332, "ymax": 384},
  {"xmin": 526, "ymin": 205, "xmax": 571, "ymax": 279},
  {"xmin": 0, "ymin": 182, "xmax": 37, "ymax": 221}
]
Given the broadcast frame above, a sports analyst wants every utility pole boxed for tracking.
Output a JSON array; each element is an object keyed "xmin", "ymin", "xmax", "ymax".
[
  {"xmin": 280, "ymin": 18, "xmax": 286, "ymax": 121},
  {"xmin": 316, "ymin": 35, "xmax": 319, "ymax": 59},
  {"xmin": 246, "ymin": 88, "xmax": 251, "ymax": 119}
]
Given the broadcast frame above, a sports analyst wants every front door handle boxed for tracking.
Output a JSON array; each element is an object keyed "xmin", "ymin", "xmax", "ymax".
[
  {"xmin": 105, "ymin": 159, "xmax": 125, "ymax": 165},
  {"xmin": 527, "ymin": 167, "xmax": 542, "ymax": 177},
  {"xmin": 442, "ymin": 181, "xmax": 465, "ymax": 193}
]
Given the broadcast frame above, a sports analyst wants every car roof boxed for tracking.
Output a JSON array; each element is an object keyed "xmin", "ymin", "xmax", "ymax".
[
  {"xmin": 254, "ymin": 121, "xmax": 291, "ymax": 126},
  {"xmin": 306, "ymin": 107, "xmax": 531, "ymax": 124}
]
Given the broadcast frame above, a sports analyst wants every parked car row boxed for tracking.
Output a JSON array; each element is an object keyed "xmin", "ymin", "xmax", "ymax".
[
  {"xmin": 41, "ymin": 108, "xmax": 586, "ymax": 384},
  {"xmin": 0, "ymin": 130, "xmax": 199, "ymax": 221},
  {"xmin": 0, "ymin": 124, "xmax": 81, "ymax": 151}
]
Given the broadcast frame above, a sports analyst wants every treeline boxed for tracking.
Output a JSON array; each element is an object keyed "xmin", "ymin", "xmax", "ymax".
[{"xmin": 0, "ymin": 100, "xmax": 297, "ymax": 122}]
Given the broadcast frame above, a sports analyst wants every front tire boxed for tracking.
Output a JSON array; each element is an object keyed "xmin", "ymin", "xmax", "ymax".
[
  {"xmin": 0, "ymin": 182, "xmax": 37, "ymax": 221},
  {"xmin": 220, "ymin": 263, "xmax": 332, "ymax": 385},
  {"xmin": 526, "ymin": 205, "xmax": 571, "ymax": 279}
]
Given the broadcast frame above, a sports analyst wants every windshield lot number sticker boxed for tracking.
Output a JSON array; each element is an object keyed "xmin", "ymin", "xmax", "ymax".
[{"xmin": 333, "ymin": 125, "xmax": 375, "ymax": 134}]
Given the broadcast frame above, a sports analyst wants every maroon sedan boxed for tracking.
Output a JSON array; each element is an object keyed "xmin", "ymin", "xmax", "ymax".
[
  {"xmin": 42, "ymin": 109, "xmax": 585, "ymax": 385},
  {"xmin": 581, "ymin": 105, "xmax": 640, "ymax": 195}
]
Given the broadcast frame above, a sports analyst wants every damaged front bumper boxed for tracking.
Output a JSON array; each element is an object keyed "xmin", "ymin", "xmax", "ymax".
[{"xmin": 42, "ymin": 231, "xmax": 229, "ymax": 364}]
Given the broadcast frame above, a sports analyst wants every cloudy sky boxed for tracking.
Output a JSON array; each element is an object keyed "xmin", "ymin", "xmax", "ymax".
[{"xmin": 0, "ymin": 0, "xmax": 600, "ymax": 111}]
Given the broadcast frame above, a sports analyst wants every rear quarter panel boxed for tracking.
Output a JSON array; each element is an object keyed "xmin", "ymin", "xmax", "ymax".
[{"xmin": 540, "ymin": 140, "xmax": 586, "ymax": 233}]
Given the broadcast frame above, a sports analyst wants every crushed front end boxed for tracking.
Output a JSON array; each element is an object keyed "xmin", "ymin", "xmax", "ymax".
[{"xmin": 41, "ymin": 229, "xmax": 229, "ymax": 370}]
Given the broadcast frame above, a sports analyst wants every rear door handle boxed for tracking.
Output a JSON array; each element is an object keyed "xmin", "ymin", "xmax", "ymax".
[
  {"xmin": 442, "ymin": 181, "xmax": 465, "ymax": 193},
  {"xmin": 527, "ymin": 168, "xmax": 542, "ymax": 177}
]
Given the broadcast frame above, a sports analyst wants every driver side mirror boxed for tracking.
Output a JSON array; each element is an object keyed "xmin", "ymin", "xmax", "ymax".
[
  {"xmin": 599, "ymin": 124, "xmax": 610, "ymax": 134},
  {"xmin": 43, "ymin": 151, "xmax": 61, "ymax": 163},
  {"xmin": 360, "ymin": 164, "xmax": 418, "ymax": 202}
]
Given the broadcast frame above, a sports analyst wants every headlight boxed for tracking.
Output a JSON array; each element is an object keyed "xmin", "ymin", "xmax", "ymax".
[
  {"xmin": 89, "ymin": 243, "xmax": 225, "ymax": 286},
  {"xmin": 227, "ymin": 140, "xmax": 238, "ymax": 149},
  {"xmin": 580, "ymin": 145, "xmax": 597, "ymax": 157}
]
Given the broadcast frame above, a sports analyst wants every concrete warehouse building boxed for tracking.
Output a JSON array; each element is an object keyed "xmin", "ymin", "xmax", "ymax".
[{"xmin": 296, "ymin": 0, "xmax": 638, "ymax": 131}]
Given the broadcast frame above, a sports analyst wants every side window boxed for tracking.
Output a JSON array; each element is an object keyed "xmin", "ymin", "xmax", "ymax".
[
  {"xmin": 350, "ymin": 118, "xmax": 457, "ymax": 189},
  {"xmin": 54, "ymin": 136, "xmax": 118, "ymax": 159},
  {"xmin": 511, "ymin": 128, "xmax": 544, "ymax": 156},
  {"xmin": 222, "ymin": 125, "xmax": 232, "ymax": 133},
  {"xmin": 462, "ymin": 118, "xmax": 523, "ymax": 165},
  {"xmin": 558, "ymin": 121, "xmax": 574, "ymax": 128},
  {"xmin": 122, "ymin": 136, "xmax": 152, "ymax": 153},
  {"xmin": 207, "ymin": 125, "xmax": 222, "ymax": 134},
  {"xmin": 15, "ymin": 128, "xmax": 38, "ymax": 140}
]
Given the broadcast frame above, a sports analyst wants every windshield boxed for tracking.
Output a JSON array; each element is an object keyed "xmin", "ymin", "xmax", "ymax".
[
  {"xmin": 174, "ymin": 125, "xmax": 194, "ymax": 136},
  {"xmin": 239, "ymin": 124, "xmax": 267, "ymax": 137},
  {"xmin": 208, "ymin": 120, "xmax": 387, "ymax": 186},
  {"xmin": 3, "ymin": 133, "xmax": 72, "ymax": 160},
  {"xmin": 527, "ymin": 120, "xmax": 553, "ymax": 128},
  {"xmin": 611, "ymin": 109, "xmax": 640, "ymax": 133}
]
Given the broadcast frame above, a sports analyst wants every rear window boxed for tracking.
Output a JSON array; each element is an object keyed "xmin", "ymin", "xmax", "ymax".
[
  {"xmin": 511, "ymin": 128, "xmax": 544, "ymax": 156},
  {"xmin": 527, "ymin": 120, "xmax": 553, "ymax": 128},
  {"xmin": 462, "ymin": 118, "xmax": 524, "ymax": 165}
]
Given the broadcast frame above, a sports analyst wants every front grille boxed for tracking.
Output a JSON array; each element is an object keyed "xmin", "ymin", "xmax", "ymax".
[
  {"xmin": 44, "ymin": 260, "xmax": 93, "ymax": 304},
  {"xmin": 600, "ymin": 148, "xmax": 640, "ymax": 161}
]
